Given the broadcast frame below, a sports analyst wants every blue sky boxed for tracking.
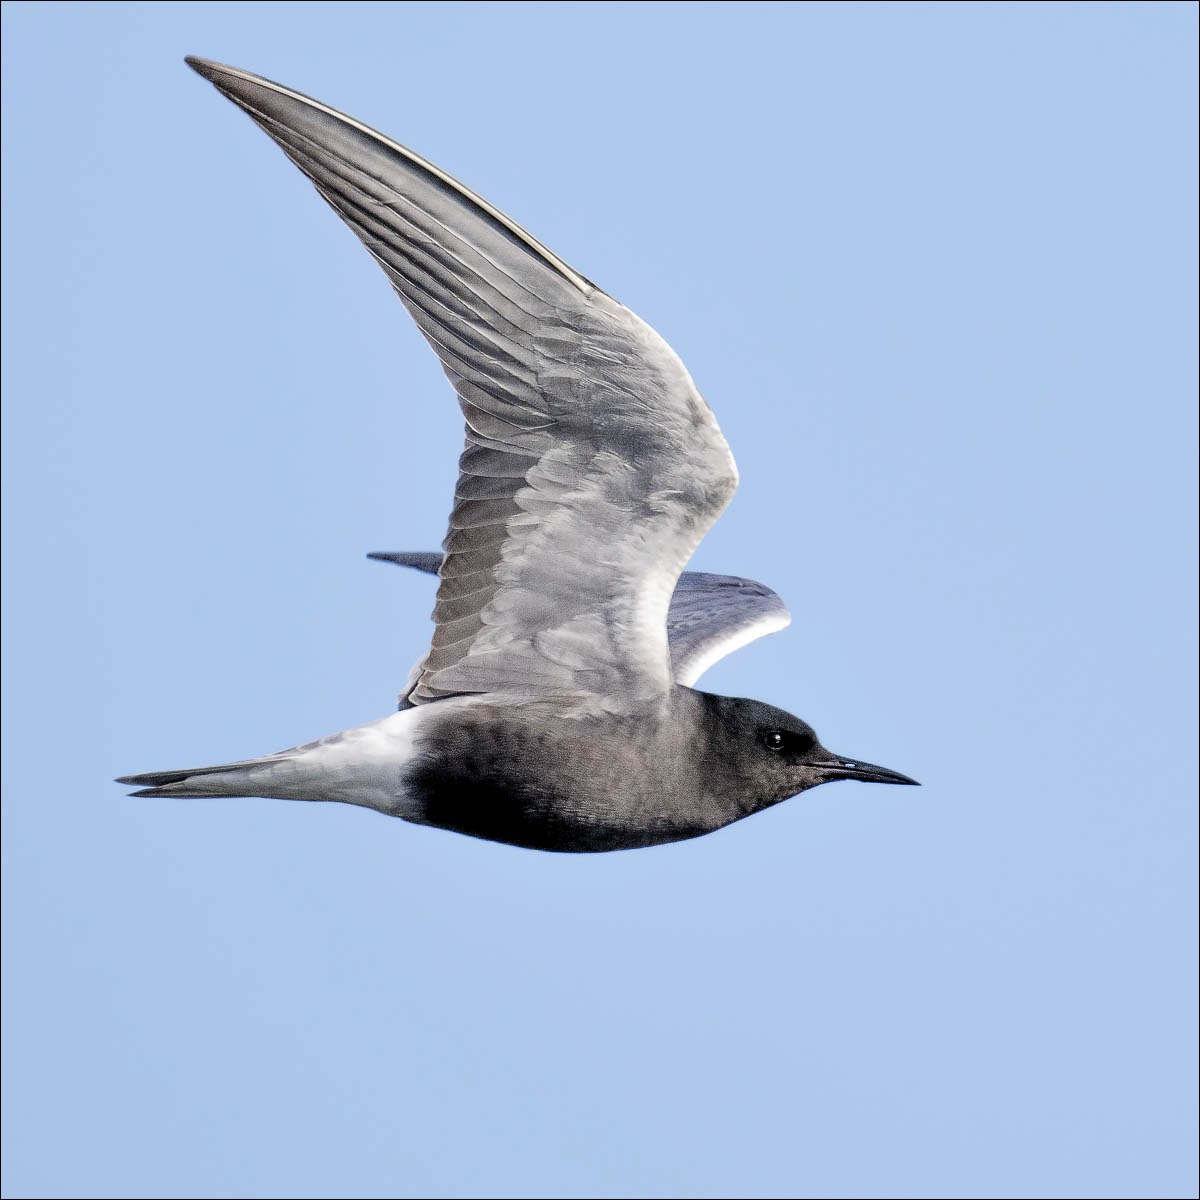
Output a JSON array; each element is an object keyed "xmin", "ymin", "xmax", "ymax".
[{"xmin": 2, "ymin": 3, "xmax": 1196, "ymax": 1197}]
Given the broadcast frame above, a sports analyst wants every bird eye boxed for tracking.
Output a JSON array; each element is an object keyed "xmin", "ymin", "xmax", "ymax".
[{"xmin": 762, "ymin": 731, "xmax": 785, "ymax": 751}]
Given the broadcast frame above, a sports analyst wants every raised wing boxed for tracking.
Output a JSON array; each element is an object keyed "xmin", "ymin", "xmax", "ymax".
[
  {"xmin": 369, "ymin": 553, "xmax": 790, "ymax": 687},
  {"xmin": 190, "ymin": 59, "xmax": 737, "ymax": 713}
]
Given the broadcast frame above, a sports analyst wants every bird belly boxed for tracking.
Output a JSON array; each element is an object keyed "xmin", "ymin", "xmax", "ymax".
[{"xmin": 400, "ymin": 701, "xmax": 717, "ymax": 852}]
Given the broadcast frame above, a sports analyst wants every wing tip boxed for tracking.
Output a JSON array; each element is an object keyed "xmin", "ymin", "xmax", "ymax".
[
  {"xmin": 185, "ymin": 56, "xmax": 235, "ymax": 83},
  {"xmin": 182, "ymin": 55, "xmax": 598, "ymax": 298},
  {"xmin": 367, "ymin": 551, "xmax": 443, "ymax": 575}
]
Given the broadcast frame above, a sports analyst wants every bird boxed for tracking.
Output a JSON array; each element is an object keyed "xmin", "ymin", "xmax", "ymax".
[{"xmin": 117, "ymin": 57, "xmax": 917, "ymax": 853}]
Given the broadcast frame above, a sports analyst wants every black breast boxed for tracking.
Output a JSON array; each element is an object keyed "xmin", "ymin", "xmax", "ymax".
[{"xmin": 401, "ymin": 703, "xmax": 719, "ymax": 853}]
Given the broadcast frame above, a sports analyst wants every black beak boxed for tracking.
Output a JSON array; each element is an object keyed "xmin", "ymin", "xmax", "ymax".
[{"xmin": 817, "ymin": 751, "xmax": 920, "ymax": 787}]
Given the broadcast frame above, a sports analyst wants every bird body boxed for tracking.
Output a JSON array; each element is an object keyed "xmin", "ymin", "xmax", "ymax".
[
  {"xmin": 118, "ymin": 58, "xmax": 916, "ymax": 852},
  {"xmin": 124, "ymin": 689, "xmax": 904, "ymax": 852}
]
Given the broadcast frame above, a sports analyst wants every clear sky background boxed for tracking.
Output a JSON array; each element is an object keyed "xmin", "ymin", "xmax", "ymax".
[{"xmin": 2, "ymin": 3, "xmax": 1197, "ymax": 1198}]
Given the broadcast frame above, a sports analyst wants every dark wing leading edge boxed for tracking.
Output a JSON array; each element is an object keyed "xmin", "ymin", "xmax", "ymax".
[
  {"xmin": 369, "ymin": 553, "xmax": 790, "ymax": 688},
  {"xmin": 189, "ymin": 59, "xmax": 737, "ymax": 713}
]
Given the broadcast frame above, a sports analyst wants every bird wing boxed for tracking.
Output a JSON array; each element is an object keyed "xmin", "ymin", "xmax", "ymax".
[
  {"xmin": 658, "ymin": 571, "xmax": 791, "ymax": 686},
  {"xmin": 190, "ymin": 59, "xmax": 738, "ymax": 712},
  {"xmin": 369, "ymin": 554, "xmax": 790, "ymax": 687}
]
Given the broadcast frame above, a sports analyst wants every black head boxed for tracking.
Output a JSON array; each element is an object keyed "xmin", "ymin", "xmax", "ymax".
[{"xmin": 703, "ymin": 695, "xmax": 918, "ymax": 806}]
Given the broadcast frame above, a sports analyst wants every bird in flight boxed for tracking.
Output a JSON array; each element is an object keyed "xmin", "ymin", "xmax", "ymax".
[{"xmin": 118, "ymin": 58, "xmax": 916, "ymax": 853}]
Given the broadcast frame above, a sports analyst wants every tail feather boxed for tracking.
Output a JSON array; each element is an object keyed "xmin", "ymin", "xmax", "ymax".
[{"xmin": 116, "ymin": 754, "xmax": 289, "ymax": 799}]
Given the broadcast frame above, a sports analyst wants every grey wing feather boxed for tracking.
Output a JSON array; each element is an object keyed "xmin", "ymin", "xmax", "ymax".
[
  {"xmin": 662, "ymin": 572, "xmax": 791, "ymax": 686},
  {"xmin": 191, "ymin": 59, "xmax": 738, "ymax": 713},
  {"xmin": 371, "ymin": 554, "xmax": 789, "ymax": 687},
  {"xmin": 367, "ymin": 551, "xmax": 443, "ymax": 575}
]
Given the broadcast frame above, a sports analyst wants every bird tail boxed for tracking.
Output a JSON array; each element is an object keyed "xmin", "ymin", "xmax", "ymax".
[{"xmin": 116, "ymin": 753, "xmax": 294, "ymax": 799}]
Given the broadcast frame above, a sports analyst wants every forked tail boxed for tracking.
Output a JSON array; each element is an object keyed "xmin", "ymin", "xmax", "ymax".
[{"xmin": 116, "ymin": 754, "xmax": 292, "ymax": 799}]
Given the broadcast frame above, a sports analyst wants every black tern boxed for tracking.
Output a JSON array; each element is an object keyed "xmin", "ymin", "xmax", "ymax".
[{"xmin": 118, "ymin": 58, "xmax": 917, "ymax": 853}]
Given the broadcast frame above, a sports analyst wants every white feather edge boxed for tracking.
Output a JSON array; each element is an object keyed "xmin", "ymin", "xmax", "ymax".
[{"xmin": 674, "ymin": 609, "xmax": 792, "ymax": 687}]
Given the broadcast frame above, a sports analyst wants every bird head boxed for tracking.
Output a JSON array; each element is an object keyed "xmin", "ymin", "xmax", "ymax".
[{"xmin": 704, "ymin": 694, "xmax": 919, "ymax": 805}]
